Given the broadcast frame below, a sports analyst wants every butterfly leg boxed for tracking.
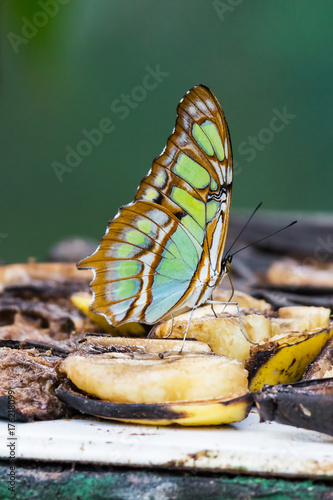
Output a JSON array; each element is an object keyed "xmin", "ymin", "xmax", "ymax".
[
  {"xmin": 222, "ymin": 273, "xmax": 235, "ymax": 313},
  {"xmin": 158, "ymin": 313, "xmax": 186, "ymax": 357},
  {"xmin": 206, "ymin": 299, "xmax": 257, "ymax": 345},
  {"xmin": 210, "ymin": 294, "xmax": 218, "ymax": 318},
  {"xmin": 163, "ymin": 313, "xmax": 174, "ymax": 339},
  {"xmin": 179, "ymin": 305, "xmax": 199, "ymax": 354}
]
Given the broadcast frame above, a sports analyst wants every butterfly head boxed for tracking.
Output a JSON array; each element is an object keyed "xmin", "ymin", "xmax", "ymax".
[{"xmin": 222, "ymin": 254, "xmax": 233, "ymax": 275}]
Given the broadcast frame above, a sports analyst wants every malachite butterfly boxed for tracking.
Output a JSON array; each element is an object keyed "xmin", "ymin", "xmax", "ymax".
[{"xmin": 79, "ymin": 85, "xmax": 233, "ymax": 326}]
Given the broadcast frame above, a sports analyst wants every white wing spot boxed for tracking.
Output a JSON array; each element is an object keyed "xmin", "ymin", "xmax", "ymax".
[
  {"xmin": 224, "ymin": 139, "xmax": 228, "ymax": 159},
  {"xmin": 147, "ymin": 209, "xmax": 169, "ymax": 226},
  {"xmin": 227, "ymin": 166, "xmax": 232, "ymax": 185},
  {"xmin": 210, "ymin": 216, "xmax": 223, "ymax": 271},
  {"xmin": 187, "ymin": 104, "xmax": 197, "ymax": 115}
]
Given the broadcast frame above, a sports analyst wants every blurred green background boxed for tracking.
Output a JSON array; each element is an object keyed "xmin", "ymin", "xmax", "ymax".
[{"xmin": 1, "ymin": 0, "xmax": 332, "ymax": 263}]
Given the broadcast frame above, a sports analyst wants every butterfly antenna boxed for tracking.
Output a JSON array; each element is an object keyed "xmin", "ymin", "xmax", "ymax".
[
  {"xmin": 224, "ymin": 202, "xmax": 263, "ymax": 257},
  {"xmin": 230, "ymin": 220, "xmax": 297, "ymax": 258}
]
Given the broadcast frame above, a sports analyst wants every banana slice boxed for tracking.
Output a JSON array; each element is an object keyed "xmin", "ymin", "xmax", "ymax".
[
  {"xmin": 151, "ymin": 307, "xmax": 277, "ymax": 364},
  {"xmin": 62, "ymin": 352, "xmax": 248, "ymax": 404},
  {"xmin": 81, "ymin": 335, "xmax": 212, "ymax": 354},
  {"xmin": 267, "ymin": 258, "xmax": 333, "ymax": 288},
  {"xmin": 152, "ymin": 303, "xmax": 332, "ymax": 391},
  {"xmin": 271, "ymin": 306, "xmax": 331, "ymax": 333},
  {"xmin": 60, "ymin": 338, "xmax": 252, "ymax": 426}
]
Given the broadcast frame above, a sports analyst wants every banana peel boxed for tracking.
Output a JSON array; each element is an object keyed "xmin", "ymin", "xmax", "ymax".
[
  {"xmin": 247, "ymin": 326, "xmax": 333, "ymax": 392},
  {"xmin": 71, "ymin": 291, "xmax": 147, "ymax": 336},
  {"xmin": 247, "ymin": 307, "xmax": 333, "ymax": 391},
  {"xmin": 56, "ymin": 382, "xmax": 253, "ymax": 426},
  {"xmin": 255, "ymin": 378, "xmax": 333, "ymax": 436},
  {"xmin": 59, "ymin": 337, "xmax": 252, "ymax": 426},
  {"xmin": 152, "ymin": 299, "xmax": 332, "ymax": 391},
  {"xmin": 303, "ymin": 336, "xmax": 333, "ymax": 380}
]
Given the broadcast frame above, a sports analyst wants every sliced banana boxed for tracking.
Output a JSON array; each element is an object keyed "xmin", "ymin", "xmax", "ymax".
[
  {"xmin": 152, "ymin": 303, "xmax": 332, "ymax": 390},
  {"xmin": 62, "ymin": 351, "xmax": 248, "ymax": 404},
  {"xmin": 60, "ymin": 337, "xmax": 252, "ymax": 426},
  {"xmin": 82, "ymin": 336, "xmax": 212, "ymax": 354}
]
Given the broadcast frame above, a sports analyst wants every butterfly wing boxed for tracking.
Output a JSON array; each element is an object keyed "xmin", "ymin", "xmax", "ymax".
[{"xmin": 79, "ymin": 85, "xmax": 233, "ymax": 325}]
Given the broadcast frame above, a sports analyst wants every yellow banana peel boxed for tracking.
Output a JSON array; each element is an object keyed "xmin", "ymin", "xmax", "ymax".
[
  {"xmin": 56, "ymin": 383, "xmax": 253, "ymax": 426},
  {"xmin": 247, "ymin": 327, "xmax": 333, "ymax": 391}
]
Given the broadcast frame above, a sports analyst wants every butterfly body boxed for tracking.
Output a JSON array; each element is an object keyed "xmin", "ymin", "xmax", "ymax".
[{"xmin": 79, "ymin": 85, "xmax": 233, "ymax": 325}]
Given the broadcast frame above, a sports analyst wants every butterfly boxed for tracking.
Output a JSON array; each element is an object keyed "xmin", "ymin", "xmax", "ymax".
[{"xmin": 79, "ymin": 85, "xmax": 233, "ymax": 327}]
